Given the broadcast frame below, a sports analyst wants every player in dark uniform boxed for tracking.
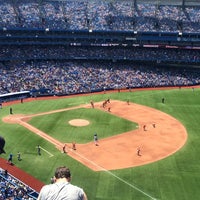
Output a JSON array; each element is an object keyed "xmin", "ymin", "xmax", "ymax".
[{"xmin": 94, "ymin": 133, "xmax": 99, "ymax": 146}]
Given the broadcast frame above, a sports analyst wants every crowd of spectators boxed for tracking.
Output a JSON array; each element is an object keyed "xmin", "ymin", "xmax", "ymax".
[
  {"xmin": 0, "ymin": 168, "xmax": 38, "ymax": 199},
  {"xmin": 0, "ymin": 60, "xmax": 200, "ymax": 96},
  {"xmin": 0, "ymin": 45, "xmax": 199, "ymax": 63},
  {"xmin": 0, "ymin": 1, "xmax": 199, "ymax": 97},
  {"xmin": 0, "ymin": 0, "xmax": 199, "ymax": 33}
]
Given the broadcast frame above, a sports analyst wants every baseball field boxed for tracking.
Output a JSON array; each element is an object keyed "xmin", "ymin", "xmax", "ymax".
[{"xmin": 0, "ymin": 87, "xmax": 200, "ymax": 200}]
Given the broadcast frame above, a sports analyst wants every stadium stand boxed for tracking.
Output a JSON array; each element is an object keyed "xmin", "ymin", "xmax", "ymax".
[
  {"xmin": 0, "ymin": 0, "xmax": 199, "ymax": 96},
  {"xmin": 0, "ymin": 60, "xmax": 200, "ymax": 97},
  {"xmin": 0, "ymin": 0, "xmax": 199, "ymax": 32},
  {"xmin": 0, "ymin": 168, "xmax": 38, "ymax": 199}
]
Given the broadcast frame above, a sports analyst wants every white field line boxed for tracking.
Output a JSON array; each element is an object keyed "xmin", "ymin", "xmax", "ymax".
[
  {"xmin": 36, "ymin": 146, "xmax": 54, "ymax": 157},
  {"xmin": 23, "ymin": 105, "xmax": 85, "ymax": 118},
  {"xmin": 69, "ymin": 148, "xmax": 158, "ymax": 200}
]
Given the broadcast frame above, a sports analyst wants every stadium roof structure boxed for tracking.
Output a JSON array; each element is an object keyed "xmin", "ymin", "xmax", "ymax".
[{"xmin": 0, "ymin": 29, "xmax": 199, "ymax": 48}]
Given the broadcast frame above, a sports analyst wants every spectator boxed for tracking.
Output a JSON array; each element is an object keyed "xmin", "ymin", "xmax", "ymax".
[{"xmin": 37, "ymin": 166, "xmax": 87, "ymax": 200}]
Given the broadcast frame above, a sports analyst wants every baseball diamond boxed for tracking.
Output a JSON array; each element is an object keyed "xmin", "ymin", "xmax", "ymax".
[{"xmin": 2, "ymin": 99, "xmax": 187, "ymax": 171}]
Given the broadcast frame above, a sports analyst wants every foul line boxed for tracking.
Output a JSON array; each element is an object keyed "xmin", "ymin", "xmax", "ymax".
[
  {"xmin": 36, "ymin": 146, "xmax": 54, "ymax": 157},
  {"xmin": 69, "ymin": 149, "xmax": 157, "ymax": 200}
]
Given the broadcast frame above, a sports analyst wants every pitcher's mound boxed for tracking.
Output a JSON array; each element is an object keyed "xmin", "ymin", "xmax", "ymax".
[{"xmin": 69, "ymin": 119, "xmax": 90, "ymax": 127}]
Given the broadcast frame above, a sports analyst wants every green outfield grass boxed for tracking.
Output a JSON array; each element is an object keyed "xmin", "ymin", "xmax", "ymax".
[{"xmin": 1, "ymin": 88, "xmax": 200, "ymax": 200}]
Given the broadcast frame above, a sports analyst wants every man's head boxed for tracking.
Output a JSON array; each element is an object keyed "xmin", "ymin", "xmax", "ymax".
[
  {"xmin": 0, "ymin": 136, "xmax": 5, "ymax": 154},
  {"xmin": 55, "ymin": 166, "xmax": 71, "ymax": 180}
]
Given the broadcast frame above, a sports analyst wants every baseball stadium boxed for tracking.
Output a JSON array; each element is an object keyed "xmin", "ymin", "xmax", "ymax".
[{"xmin": 0, "ymin": 0, "xmax": 200, "ymax": 200}]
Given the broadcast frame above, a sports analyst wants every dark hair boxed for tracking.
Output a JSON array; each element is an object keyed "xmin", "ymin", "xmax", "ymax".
[{"xmin": 54, "ymin": 166, "xmax": 71, "ymax": 179}]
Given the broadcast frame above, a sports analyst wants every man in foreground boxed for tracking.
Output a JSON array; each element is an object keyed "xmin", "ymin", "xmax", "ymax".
[{"xmin": 37, "ymin": 166, "xmax": 88, "ymax": 200}]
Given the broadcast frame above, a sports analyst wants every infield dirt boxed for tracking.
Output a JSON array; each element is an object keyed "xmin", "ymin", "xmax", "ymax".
[{"xmin": 2, "ymin": 100, "xmax": 187, "ymax": 171}]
